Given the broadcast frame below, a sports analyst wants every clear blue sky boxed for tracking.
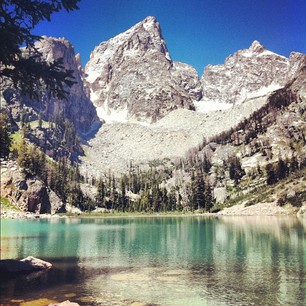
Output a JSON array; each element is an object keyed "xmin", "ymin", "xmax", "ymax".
[{"xmin": 34, "ymin": 0, "xmax": 306, "ymax": 75}]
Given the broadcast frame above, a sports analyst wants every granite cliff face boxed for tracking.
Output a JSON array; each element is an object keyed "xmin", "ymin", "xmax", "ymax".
[
  {"xmin": 1, "ymin": 161, "xmax": 64, "ymax": 214},
  {"xmin": 201, "ymin": 40, "xmax": 304, "ymax": 105},
  {"xmin": 85, "ymin": 16, "xmax": 202, "ymax": 123},
  {"xmin": 24, "ymin": 36, "xmax": 100, "ymax": 135}
]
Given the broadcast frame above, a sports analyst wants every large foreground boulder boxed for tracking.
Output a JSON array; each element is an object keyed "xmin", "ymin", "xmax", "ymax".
[{"xmin": 0, "ymin": 256, "xmax": 52, "ymax": 273}]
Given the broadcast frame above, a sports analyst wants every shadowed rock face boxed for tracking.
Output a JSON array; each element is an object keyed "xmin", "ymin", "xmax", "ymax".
[
  {"xmin": 21, "ymin": 36, "xmax": 100, "ymax": 136},
  {"xmin": 201, "ymin": 40, "xmax": 305, "ymax": 104},
  {"xmin": 85, "ymin": 16, "xmax": 202, "ymax": 123}
]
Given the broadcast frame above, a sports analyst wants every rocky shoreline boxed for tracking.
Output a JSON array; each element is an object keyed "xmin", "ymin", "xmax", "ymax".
[
  {"xmin": 218, "ymin": 201, "xmax": 304, "ymax": 216},
  {"xmin": 1, "ymin": 203, "xmax": 304, "ymax": 220},
  {"xmin": 0, "ymin": 208, "xmax": 67, "ymax": 220}
]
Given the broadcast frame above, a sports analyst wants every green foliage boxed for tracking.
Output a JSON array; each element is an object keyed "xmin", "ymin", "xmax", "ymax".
[
  {"xmin": 29, "ymin": 118, "xmax": 50, "ymax": 129},
  {"xmin": 53, "ymin": 114, "xmax": 79, "ymax": 154},
  {"xmin": 10, "ymin": 131, "xmax": 22, "ymax": 157},
  {"xmin": 228, "ymin": 156, "xmax": 245, "ymax": 185},
  {"xmin": 278, "ymin": 191, "xmax": 306, "ymax": 208},
  {"xmin": 266, "ymin": 163, "xmax": 277, "ymax": 185},
  {"xmin": 0, "ymin": 109, "xmax": 11, "ymax": 159},
  {"xmin": 0, "ymin": 0, "xmax": 79, "ymax": 98},
  {"xmin": 189, "ymin": 167, "xmax": 205, "ymax": 210},
  {"xmin": 13, "ymin": 137, "xmax": 88, "ymax": 209},
  {"xmin": 0, "ymin": 197, "xmax": 20, "ymax": 211},
  {"xmin": 204, "ymin": 179, "xmax": 213, "ymax": 211},
  {"xmin": 265, "ymin": 156, "xmax": 299, "ymax": 186}
]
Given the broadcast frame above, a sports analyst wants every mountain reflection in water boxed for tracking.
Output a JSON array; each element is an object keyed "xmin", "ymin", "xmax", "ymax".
[{"xmin": 1, "ymin": 216, "xmax": 305, "ymax": 305}]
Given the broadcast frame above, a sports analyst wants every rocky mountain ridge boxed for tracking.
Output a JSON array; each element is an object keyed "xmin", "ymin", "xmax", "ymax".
[
  {"xmin": 80, "ymin": 17, "xmax": 306, "ymax": 175},
  {"xmin": 2, "ymin": 17, "xmax": 305, "ymax": 172},
  {"xmin": 85, "ymin": 16, "xmax": 202, "ymax": 123},
  {"xmin": 201, "ymin": 40, "xmax": 305, "ymax": 105},
  {"xmin": 84, "ymin": 16, "xmax": 306, "ymax": 125},
  {"xmin": 2, "ymin": 16, "xmax": 306, "ymax": 216}
]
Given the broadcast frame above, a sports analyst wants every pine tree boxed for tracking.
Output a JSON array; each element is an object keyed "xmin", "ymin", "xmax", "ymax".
[
  {"xmin": 63, "ymin": 119, "xmax": 76, "ymax": 150},
  {"xmin": 202, "ymin": 153, "xmax": 211, "ymax": 174},
  {"xmin": 119, "ymin": 175, "xmax": 128, "ymax": 211},
  {"xmin": 96, "ymin": 177, "xmax": 106, "ymax": 207},
  {"xmin": 38, "ymin": 113, "xmax": 43, "ymax": 129},
  {"xmin": 276, "ymin": 157, "xmax": 289, "ymax": 181},
  {"xmin": 0, "ymin": 110, "xmax": 11, "ymax": 159},
  {"xmin": 266, "ymin": 163, "xmax": 276, "ymax": 185},
  {"xmin": 38, "ymin": 151, "xmax": 47, "ymax": 184},
  {"xmin": 289, "ymin": 155, "xmax": 299, "ymax": 173},
  {"xmin": 195, "ymin": 168, "xmax": 205, "ymax": 210},
  {"xmin": 204, "ymin": 178, "xmax": 213, "ymax": 211},
  {"xmin": 70, "ymin": 182, "xmax": 84, "ymax": 209},
  {"xmin": 27, "ymin": 145, "xmax": 39, "ymax": 175},
  {"xmin": 160, "ymin": 187, "xmax": 168, "ymax": 211},
  {"xmin": 17, "ymin": 139, "xmax": 31, "ymax": 172},
  {"xmin": 1, "ymin": 0, "xmax": 79, "ymax": 99},
  {"xmin": 54, "ymin": 159, "xmax": 69, "ymax": 203},
  {"xmin": 168, "ymin": 188, "xmax": 177, "ymax": 211},
  {"xmin": 152, "ymin": 186, "xmax": 162, "ymax": 212},
  {"xmin": 189, "ymin": 168, "xmax": 197, "ymax": 210},
  {"xmin": 229, "ymin": 156, "xmax": 245, "ymax": 185}
]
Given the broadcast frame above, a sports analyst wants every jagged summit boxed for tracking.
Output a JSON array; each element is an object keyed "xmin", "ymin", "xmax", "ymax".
[
  {"xmin": 249, "ymin": 40, "xmax": 265, "ymax": 53},
  {"xmin": 96, "ymin": 16, "xmax": 170, "ymax": 61},
  {"xmin": 84, "ymin": 16, "xmax": 305, "ymax": 123},
  {"xmin": 201, "ymin": 40, "xmax": 303, "ymax": 105},
  {"xmin": 85, "ymin": 16, "xmax": 201, "ymax": 123}
]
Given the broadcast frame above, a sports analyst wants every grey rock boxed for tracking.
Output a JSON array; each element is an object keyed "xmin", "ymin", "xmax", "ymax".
[
  {"xmin": 1, "ymin": 161, "xmax": 64, "ymax": 214},
  {"xmin": 201, "ymin": 40, "xmax": 304, "ymax": 105},
  {"xmin": 0, "ymin": 256, "xmax": 52, "ymax": 273},
  {"xmin": 25, "ymin": 179, "xmax": 51, "ymax": 213},
  {"xmin": 171, "ymin": 61, "xmax": 203, "ymax": 101},
  {"xmin": 213, "ymin": 187, "xmax": 228, "ymax": 204},
  {"xmin": 85, "ymin": 16, "xmax": 201, "ymax": 123},
  {"xmin": 22, "ymin": 36, "xmax": 100, "ymax": 136}
]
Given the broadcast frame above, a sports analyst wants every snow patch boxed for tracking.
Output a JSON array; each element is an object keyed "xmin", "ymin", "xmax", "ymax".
[
  {"xmin": 89, "ymin": 89, "xmax": 99, "ymax": 103},
  {"xmin": 246, "ymin": 83, "xmax": 283, "ymax": 100},
  {"xmin": 241, "ymin": 49, "xmax": 287, "ymax": 60},
  {"xmin": 96, "ymin": 103, "xmax": 128, "ymax": 124},
  {"xmin": 86, "ymin": 68, "xmax": 100, "ymax": 84},
  {"xmin": 165, "ymin": 52, "xmax": 172, "ymax": 62},
  {"xmin": 258, "ymin": 50, "xmax": 287, "ymax": 59},
  {"xmin": 241, "ymin": 50, "xmax": 253, "ymax": 58}
]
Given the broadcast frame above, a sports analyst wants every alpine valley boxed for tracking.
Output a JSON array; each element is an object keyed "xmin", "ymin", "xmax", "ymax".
[{"xmin": 1, "ymin": 16, "xmax": 306, "ymax": 217}]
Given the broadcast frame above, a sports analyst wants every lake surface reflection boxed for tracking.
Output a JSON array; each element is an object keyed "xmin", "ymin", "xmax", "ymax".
[{"xmin": 1, "ymin": 216, "xmax": 305, "ymax": 305}]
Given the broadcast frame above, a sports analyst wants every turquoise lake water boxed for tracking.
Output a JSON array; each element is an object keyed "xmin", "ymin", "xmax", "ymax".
[{"xmin": 0, "ymin": 216, "xmax": 305, "ymax": 305}]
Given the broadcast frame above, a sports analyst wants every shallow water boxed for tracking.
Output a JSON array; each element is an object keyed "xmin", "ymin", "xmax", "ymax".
[{"xmin": 0, "ymin": 216, "xmax": 305, "ymax": 305}]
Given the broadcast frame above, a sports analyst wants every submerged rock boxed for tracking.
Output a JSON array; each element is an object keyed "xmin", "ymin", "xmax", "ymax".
[{"xmin": 0, "ymin": 256, "xmax": 52, "ymax": 273}]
